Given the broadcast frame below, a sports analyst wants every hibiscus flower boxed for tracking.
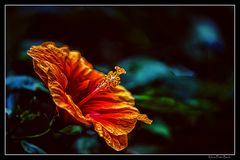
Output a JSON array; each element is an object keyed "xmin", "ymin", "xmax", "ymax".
[{"xmin": 27, "ymin": 42, "xmax": 152, "ymax": 151}]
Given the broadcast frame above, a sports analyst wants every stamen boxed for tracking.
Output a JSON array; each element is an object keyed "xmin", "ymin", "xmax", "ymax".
[
  {"xmin": 77, "ymin": 66, "xmax": 126, "ymax": 107},
  {"xmin": 97, "ymin": 66, "xmax": 126, "ymax": 90}
]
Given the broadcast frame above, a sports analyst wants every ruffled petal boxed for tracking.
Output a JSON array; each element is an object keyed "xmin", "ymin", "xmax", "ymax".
[
  {"xmin": 27, "ymin": 42, "xmax": 103, "ymax": 124},
  {"xmin": 34, "ymin": 60, "xmax": 90, "ymax": 124},
  {"xmin": 28, "ymin": 42, "xmax": 104, "ymax": 104},
  {"xmin": 82, "ymin": 85, "xmax": 135, "ymax": 114},
  {"xmin": 84, "ymin": 85, "xmax": 152, "ymax": 136},
  {"xmin": 64, "ymin": 51, "xmax": 104, "ymax": 103},
  {"xmin": 94, "ymin": 122, "xmax": 128, "ymax": 151}
]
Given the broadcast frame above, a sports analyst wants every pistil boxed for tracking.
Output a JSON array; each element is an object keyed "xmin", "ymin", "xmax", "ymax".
[{"xmin": 77, "ymin": 66, "xmax": 126, "ymax": 107}]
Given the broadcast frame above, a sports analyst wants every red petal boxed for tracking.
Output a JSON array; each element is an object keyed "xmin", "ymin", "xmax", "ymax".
[{"xmin": 84, "ymin": 85, "xmax": 152, "ymax": 139}]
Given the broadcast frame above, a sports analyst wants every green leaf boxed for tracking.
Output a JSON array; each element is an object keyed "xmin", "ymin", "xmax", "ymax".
[
  {"xmin": 58, "ymin": 125, "xmax": 82, "ymax": 135},
  {"xmin": 144, "ymin": 120, "xmax": 171, "ymax": 139},
  {"xmin": 6, "ymin": 75, "xmax": 48, "ymax": 92},
  {"xmin": 74, "ymin": 137, "xmax": 99, "ymax": 154},
  {"xmin": 135, "ymin": 95, "xmax": 177, "ymax": 112},
  {"xmin": 127, "ymin": 145, "xmax": 160, "ymax": 154},
  {"xmin": 156, "ymin": 97, "xmax": 176, "ymax": 106},
  {"xmin": 21, "ymin": 140, "xmax": 46, "ymax": 154},
  {"xmin": 19, "ymin": 110, "xmax": 40, "ymax": 122},
  {"xmin": 118, "ymin": 56, "xmax": 174, "ymax": 89},
  {"xmin": 134, "ymin": 95, "xmax": 152, "ymax": 100}
]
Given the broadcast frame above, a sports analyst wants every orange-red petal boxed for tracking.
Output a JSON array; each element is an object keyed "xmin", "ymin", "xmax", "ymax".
[
  {"xmin": 28, "ymin": 42, "xmax": 104, "ymax": 104},
  {"xmin": 27, "ymin": 42, "xmax": 102, "ymax": 124},
  {"xmin": 84, "ymin": 85, "xmax": 152, "ymax": 151},
  {"xmin": 94, "ymin": 122, "xmax": 128, "ymax": 151}
]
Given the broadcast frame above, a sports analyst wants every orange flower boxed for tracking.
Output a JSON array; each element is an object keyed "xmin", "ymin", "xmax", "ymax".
[{"xmin": 27, "ymin": 42, "xmax": 152, "ymax": 151}]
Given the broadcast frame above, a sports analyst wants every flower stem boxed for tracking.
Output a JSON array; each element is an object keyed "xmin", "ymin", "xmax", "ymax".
[
  {"xmin": 10, "ymin": 112, "xmax": 58, "ymax": 140},
  {"xmin": 23, "ymin": 128, "xmax": 51, "ymax": 139},
  {"xmin": 11, "ymin": 128, "xmax": 51, "ymax": 140}
]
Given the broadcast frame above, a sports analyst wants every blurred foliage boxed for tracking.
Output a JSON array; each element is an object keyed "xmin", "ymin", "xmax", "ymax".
[
  {"xmin": 74, "ymin": 136, "xmax": 100, "ymax": 154},
  {"xmin": 127, "ymin": 145, "xmax": 161, "ymax": 154},
  {"xmin": 143, "ymin": 119, "xmax": 171, "ymax": 139},
  {"xmin": 21, "ymin": 140, "xmax": 46, "ymax": 154},
  {"xmin": 118, "ymin": 56, "xmax": 175, "ymax": 89},
  {"xmin": 6, "ymin": 75, "xmax": 48, "ymax": 92},
  {"xmin": 135, "ymin": 94, "xmax": 218, "ymax": 125},
  {"xmin": 6, "ymin": 6, "xmax": 234, "ymax": 154},
  {"xmin": 18, "ymin": 110, "xmax": 41, "ymax": 123},
  {"xmin": 57, "ymin": 125, "xmax": 82, "ymax": 135}
]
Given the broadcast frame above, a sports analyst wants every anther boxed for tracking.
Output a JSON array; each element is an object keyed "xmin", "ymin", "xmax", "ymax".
[{"xmin": 97, "ymin": 66, "xmax": 126, "ymax": 90}]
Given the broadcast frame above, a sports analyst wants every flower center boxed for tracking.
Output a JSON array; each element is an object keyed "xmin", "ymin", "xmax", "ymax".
[{"xmin": 77, "ymin": 66, "xmax": 126, "ymax": 107}]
